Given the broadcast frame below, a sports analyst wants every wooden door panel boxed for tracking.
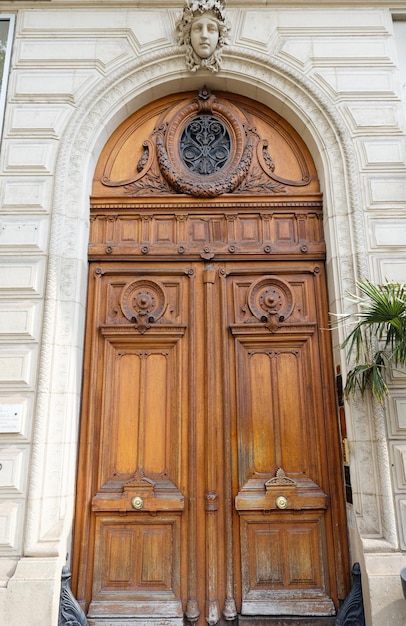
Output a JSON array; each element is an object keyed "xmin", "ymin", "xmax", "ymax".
[
  {"xmin": 233, "ymin": 335, "xmax": 322, "ymax": 485},
  {"xmin": 93, "ymin": 268, "xmax": 189, "ymax": 500},
  {"xmin": 240, "ymin": 514, "xmax": 334, "ymax": 616},
  {"xmin": 221, "ymin": 265, "xmax": 337, "ymax": 618},
  {"xmin": 225, "ymin": 269, "xmax": 327, "ymax": 487},
  {"xmin": 96, "ymin": 339, "xmax": 183, "ymax": 488},
  {"xmin": 76, "ymin": 264, "xmax": 194, "ymax": 624},
  {"xmin": 89, "ymin": 514, "xmax": 182, "ymax": 620}
]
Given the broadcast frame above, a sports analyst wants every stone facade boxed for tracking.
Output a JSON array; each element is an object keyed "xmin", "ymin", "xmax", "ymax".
[{"xmin": 0, "ymin": 2, "xmax": 405, "ymax": 625}]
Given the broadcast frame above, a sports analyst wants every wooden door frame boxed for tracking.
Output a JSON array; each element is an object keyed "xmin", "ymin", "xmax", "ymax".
[{"xmin": 72, "ymin": 89, "xmax": 350, "ymax": 623}]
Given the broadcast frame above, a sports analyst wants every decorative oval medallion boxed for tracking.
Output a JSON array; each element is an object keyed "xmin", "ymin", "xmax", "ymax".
[
  {"xmin": 120, "ymin": 279, "xmax": 167, "ymax": 327},
  {"xmin": 248, "ymin": 276, "xmax": 294, "ymax": 324},
  {"xmin": 153, "ymin": 89, "xmax": 256, "ymax": 198}
]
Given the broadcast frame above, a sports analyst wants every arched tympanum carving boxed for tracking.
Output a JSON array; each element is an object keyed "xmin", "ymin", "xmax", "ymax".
[{"xmin": 94, "ymin": 88, "xmax": 319, "ymax": 199}]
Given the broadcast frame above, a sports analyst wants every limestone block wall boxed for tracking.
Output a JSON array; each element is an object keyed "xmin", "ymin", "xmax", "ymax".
[{"xmin": 0, "ymin": 3, "xmax": 405, "ymax": 625}]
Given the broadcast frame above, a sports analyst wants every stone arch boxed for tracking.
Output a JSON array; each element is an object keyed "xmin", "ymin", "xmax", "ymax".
[{"xmin": 24, "ymin": 48, "xmax": 396, "ymax": 570}]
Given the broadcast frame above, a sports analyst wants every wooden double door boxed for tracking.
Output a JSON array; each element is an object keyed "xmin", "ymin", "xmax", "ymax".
[{"xmin": 73, "ymin": 258, "xmax": 348, "ymax": 625}]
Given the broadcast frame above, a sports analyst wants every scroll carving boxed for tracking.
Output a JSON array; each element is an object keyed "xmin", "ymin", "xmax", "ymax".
[
  {"xmin": 101, "ymin": 88, "xmax": 313, "ymax": 199},
  {"xmin": 205, "ymin": 491, "xmax": 218, "ymax": 511}
]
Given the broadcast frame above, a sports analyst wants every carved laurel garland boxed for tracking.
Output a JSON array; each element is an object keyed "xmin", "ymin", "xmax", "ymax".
[
  {"xmin": 155, "ymin": 131, "xmax": 254, "ymax": 197},
  {"xmin": 101, "ymin": 87, "xmax": 313, "ymax": 198},
  {"xmin": 152, "ymin": 89, "xmax": 257, "ymax": 196},
  {"xmin": 27, "ymin": 40, "xmax": 394, "ymax": 562}
]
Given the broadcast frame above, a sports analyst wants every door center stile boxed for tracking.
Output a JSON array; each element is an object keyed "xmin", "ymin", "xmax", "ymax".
[{"xmin": 203, "ymin": 265, "xmax": 221, "ymax": 625}]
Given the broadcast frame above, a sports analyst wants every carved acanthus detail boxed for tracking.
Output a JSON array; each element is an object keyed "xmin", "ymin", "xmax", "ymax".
[
  {"xmin": 123, "ymin": 467, "xmax": 156, "ymax": 489},
  {"xmin": 101, "ymin": 88, "xmax": 313, "ymax": 199},
  {"xmin": 58, "ymin": 567, "xmax": 89, "ymax": 626},
  {"xmin": 265, "ymin": 467, "xmax": 296, "ymax": 489}
]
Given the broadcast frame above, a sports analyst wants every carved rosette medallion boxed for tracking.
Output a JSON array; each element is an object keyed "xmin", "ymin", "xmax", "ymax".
[
  {"xmin": 247, "ymin": 276, "xmax": 294, "ymax": 330},
  {"xmin": 120, "ymin": 279, "xmax": 167, "ymax": 332}
]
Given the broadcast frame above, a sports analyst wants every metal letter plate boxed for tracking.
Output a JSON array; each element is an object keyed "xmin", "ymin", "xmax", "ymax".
[{"xmin": 0, "ymin": 405, "xmax": 23, "ymax": 433}]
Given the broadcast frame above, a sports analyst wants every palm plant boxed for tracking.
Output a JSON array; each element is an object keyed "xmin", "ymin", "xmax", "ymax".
[{"xmin": 337, "ymin": 278, "xmax": 406, "ymax": 403}]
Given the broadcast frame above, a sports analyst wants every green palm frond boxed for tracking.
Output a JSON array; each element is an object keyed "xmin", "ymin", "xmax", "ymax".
[
  {"xmin": 343, "ymin": 351, "xmax": 388, "ymax": 403},
  {"xmin": 338, "ymin": 279, "xmax": 406, "ymax": 402}
]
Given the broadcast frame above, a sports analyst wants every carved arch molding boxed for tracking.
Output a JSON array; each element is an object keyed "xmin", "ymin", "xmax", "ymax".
[{"xmin": 91, "ymin": 88, "xmax": 324, "ymax": 261}]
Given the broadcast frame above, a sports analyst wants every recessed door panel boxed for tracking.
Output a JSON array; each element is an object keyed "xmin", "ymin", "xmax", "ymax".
[
  {"xmin": 90, "ymin": 515, "xmax": 182, "ymax": 609},
  {"xmin": 240, "ymin": 514, "xmax": 333, "ymax": 616},
  {"xmin": 234, "ymin": 337, "xmax": 317, "ymax": 482},
  {"xmin": 99, "ymin": 341, "xmax": 181, "ymax": 481}
]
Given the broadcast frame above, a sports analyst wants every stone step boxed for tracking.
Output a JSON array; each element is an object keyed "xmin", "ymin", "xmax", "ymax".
[{"xmin": 220, "ymin": 617, "xmax": 337, "ymax": 626}]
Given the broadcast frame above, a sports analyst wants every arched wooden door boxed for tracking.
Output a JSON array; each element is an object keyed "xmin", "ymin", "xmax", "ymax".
[{"xmin": 72, "ymin": 90, "xmax": 349, "ymax": 625}]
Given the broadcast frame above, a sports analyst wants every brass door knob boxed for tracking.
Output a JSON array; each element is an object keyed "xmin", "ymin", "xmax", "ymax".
[
  {"xmin": 131, "ymin": 496, "xmax": 144, "ymax": 510},
  {"xmin": 275, "ymin": 495, "xmax": 288, "ymax": 510}
]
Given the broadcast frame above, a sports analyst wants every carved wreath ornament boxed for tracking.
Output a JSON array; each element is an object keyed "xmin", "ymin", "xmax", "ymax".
[{"xmin": 101, "ymin": 88, "xmax": 311, "ymax": 199}]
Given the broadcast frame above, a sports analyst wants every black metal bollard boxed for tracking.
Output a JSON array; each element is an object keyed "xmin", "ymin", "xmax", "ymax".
[
  {"xmin": 336, "ymin": 562, "xmax": 365, "ymax": 625},
  {"xmin": 400, "ymin": 566, "xmax": 406, "ymax": 600},
  {"xmin": 58, "ymin": 565, "xmax": 89, "ymax": 626}
]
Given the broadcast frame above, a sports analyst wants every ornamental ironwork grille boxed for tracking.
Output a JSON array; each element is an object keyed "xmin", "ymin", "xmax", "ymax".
[{"xmin": 180, "ymin": 115, "xmax": 231, "ymax": 175}]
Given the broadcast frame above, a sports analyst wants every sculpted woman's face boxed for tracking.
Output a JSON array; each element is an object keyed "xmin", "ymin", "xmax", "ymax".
[{"xmin": 190, "ymin": 15, "xmax": 219, "ymax": 59}]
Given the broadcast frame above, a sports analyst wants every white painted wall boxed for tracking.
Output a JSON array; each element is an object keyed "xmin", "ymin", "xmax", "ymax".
[
  {"xmin": 0, "ymin": 3, "xmax": 405, "ymax": 625},
  {"xmin": 393, "ymin": 20, "xmax": 406, "ymax": 114}
]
